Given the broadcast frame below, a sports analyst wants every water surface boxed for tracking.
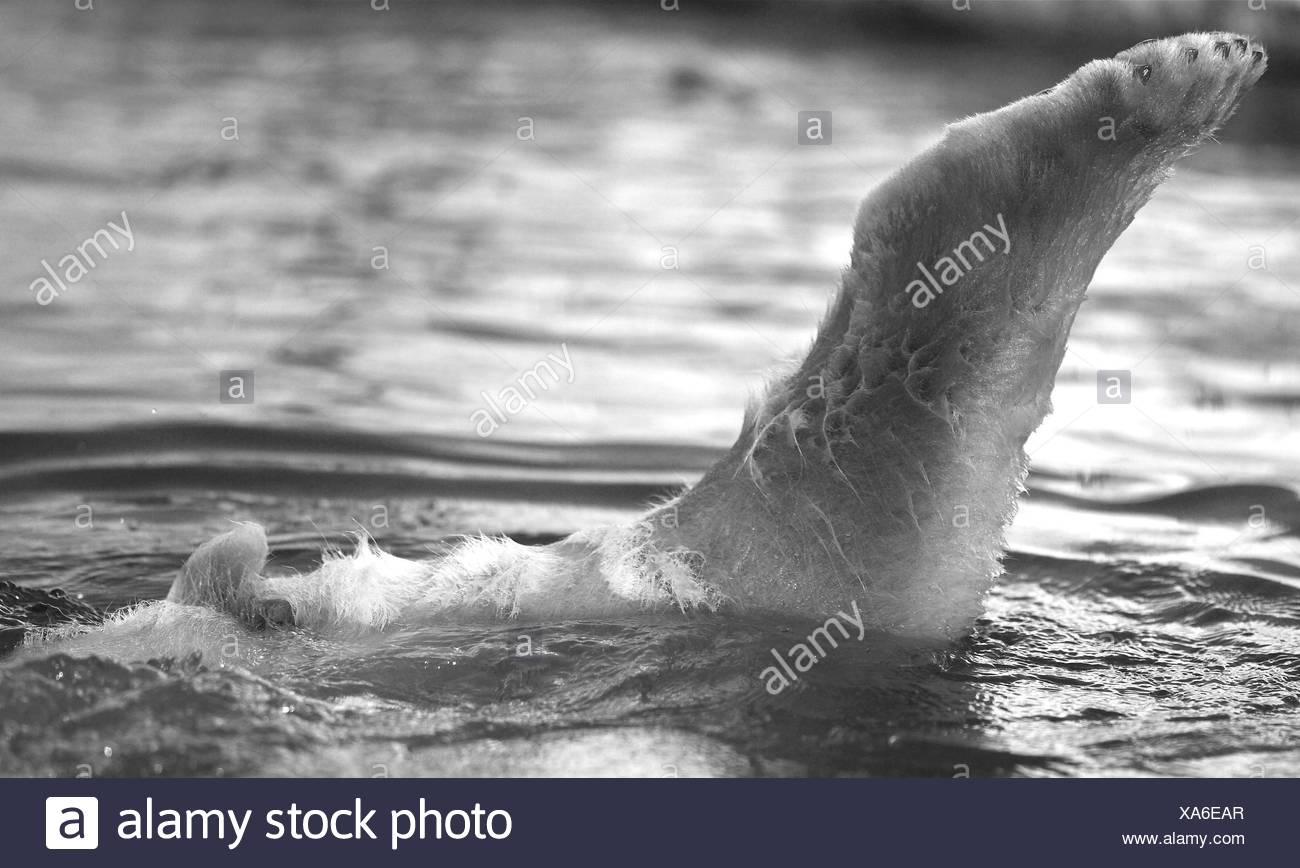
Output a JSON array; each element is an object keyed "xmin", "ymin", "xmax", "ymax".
[{"xmin": 2, "ymin": 1, "xmax": 1299, "ymax": 777}]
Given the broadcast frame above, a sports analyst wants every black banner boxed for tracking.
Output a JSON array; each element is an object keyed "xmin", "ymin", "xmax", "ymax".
[{"xmin": 7, "ymin": 778, "xmax": 1290, "ymax": 865}]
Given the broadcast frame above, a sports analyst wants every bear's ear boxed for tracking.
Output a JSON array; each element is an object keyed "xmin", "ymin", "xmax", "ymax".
[{"xmin": 168, "ymin": 522, "xmax": 269, "ymax": 609}]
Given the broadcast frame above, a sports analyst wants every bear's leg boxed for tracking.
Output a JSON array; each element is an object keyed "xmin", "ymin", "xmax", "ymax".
[
  {"xmin": 162, "ymin": 35, "xmax": 1267, "ymax": 639},
  {"xmin": 647, "ymin": 34, "xmax": 1267, "ymax": 636}
]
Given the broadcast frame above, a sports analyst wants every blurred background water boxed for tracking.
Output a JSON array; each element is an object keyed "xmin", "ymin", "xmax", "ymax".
[{"xmin": 1, "ymin": 0, "xmax": 1299, "ymax": 777}]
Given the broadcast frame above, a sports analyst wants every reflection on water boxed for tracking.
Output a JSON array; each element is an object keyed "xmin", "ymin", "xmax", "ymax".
[{"xmin": 1, "ymin": 1, "xmax": 1299, "ymax": 776}]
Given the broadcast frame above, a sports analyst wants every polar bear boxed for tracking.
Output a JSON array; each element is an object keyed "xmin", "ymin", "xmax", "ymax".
[{"xmin": 36, "ymin": 33, "xmax": 1269, "ymax": 656}]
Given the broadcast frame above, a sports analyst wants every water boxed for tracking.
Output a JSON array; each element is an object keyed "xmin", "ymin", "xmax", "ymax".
[{"xmin": 2, "ymin": 1, "xmax": 1300, "ymax": 777}]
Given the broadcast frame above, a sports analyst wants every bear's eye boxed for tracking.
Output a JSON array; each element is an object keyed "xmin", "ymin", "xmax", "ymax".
[{"xmin": 1134, "ymin": 64, "xmax": 1152, "ymax": 84}]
